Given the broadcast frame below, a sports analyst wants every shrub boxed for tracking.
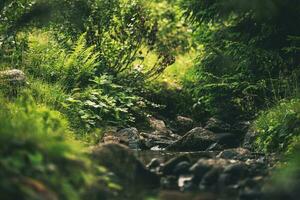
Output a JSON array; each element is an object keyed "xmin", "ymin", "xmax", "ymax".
[
  {"xmin": 254, "ymin": 99, "xmax": 300, "ymax": 153},
  {"xmin": 65, "ymin": 75, "xmax": 147, "ymax": 131}
]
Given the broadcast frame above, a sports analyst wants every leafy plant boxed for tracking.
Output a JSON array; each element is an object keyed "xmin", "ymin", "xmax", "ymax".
[
  {"xmin": 254, "ymin": 99, "xmax": 300, "ymax": 153},
  {"xmin": 65, "ymin": 75, "xmax": 146, "ymax": 131},
  {"xmin": 24, "ymin": 32, "xmax": 98, "ymax": 90}
]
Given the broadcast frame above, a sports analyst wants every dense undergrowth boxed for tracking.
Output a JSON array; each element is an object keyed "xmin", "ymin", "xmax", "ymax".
[
  {"xmin": 254, "ymin": 99, "xmax": 300, "ymax": 154},
  {"xmin": 0, "ymin": 96, "xmax": 119, "ymax": 200}
]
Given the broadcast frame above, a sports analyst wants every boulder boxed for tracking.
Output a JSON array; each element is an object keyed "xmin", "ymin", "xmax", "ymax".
[
  {"xmin": 102, "ymin": 127, "xmax": 141, "ymax": 149},
  {"xmin": 217, "ymin": 148, "xmax": 252, "ymax": 160},
  {"xmin": 0, "ymin": 69, "xmax": 26, "ymax": 86},
  {"xmin": 200, "ymin": 168, "xmax": 221, "ymax": 188},
  {"xmin": 205, "ymin": 117, "xmax": 230, "ymax": 133},
  {"xmin": 117, "ymin": 127, "xmax": 140, "ymax": 149},
  {"xmin": 220, "ymin": 163, "xmax": 249, "ymax": 185},
  {"xmin": 147, "ymin": 158, "xmax": 161, "ymax": 170},
  {"xmin": 190, "ymin": 158, "xmax": 235, "ymax": 185},
  {"xmin": 148, "ymin": 117, "xmax": 171, "ymax": 135},
  {"xmin": 161, "ymin": 155, "xmax": 190, "ymax": 175},
  {"xmin": 91, "ymin": 143, "xmax": 159, "ymax": 189},
  {"xmin": 175, "ymin": 116, "xmax": 194, "ymax": 134},
  {"xmin": 166, "ymin": 127, "xmax": 238, "ymax": 151},
  {"xmin": 173, "ymin": 161, "xmax": 191, "ymax": 176},
  {"xmin": 166, "ymin": 127, "xmax": 217, "ymax": 151},
  {"xmin": 140, "ymin": 132, "xmax": 177, "ymax": 149}
]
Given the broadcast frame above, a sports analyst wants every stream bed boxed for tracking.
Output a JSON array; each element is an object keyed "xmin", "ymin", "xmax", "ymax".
[{"xmin": 132, "ymin": 149, "xmax": 276, "ymax": 200}]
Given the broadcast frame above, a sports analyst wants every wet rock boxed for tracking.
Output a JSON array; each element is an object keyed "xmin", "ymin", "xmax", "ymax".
[
  {"xmin": 200, "ymin": 168, "xmax": 221, "ymax": 188},
  {"xmin": 91, "ymin": 143, "xmax": 159, "ymax": 188},
  {"xmin": 205, "ymin": 117, "xmax": 230, "ymax": 133},
  {"xmin": 206, "ymin": 143, "xmax": 224, "ymax": 151},
  {"xmin": 140, "ymin": 132, "xmax": 174, "ymax": 149},
  {"xmin": 175, "ymin": 116, "xmax": 194, "ymax": 134},
  {"xmin": 167, "ymin": 127, "xmax": 239, "ymax": 151},
  {"xmin": 190, "ymin": 158, "xmax": 235, "ymax": 185},
  {"xmin": 190, "ymin": 163, "xmax": 211, "ymax": 185},
  {"xmin": 173, "ymin": 161, "xmax": 191, "ymax": 176},
  {"xmin": 166, "ymin": 127, "xmax": 218, "ymax": 151},
  {"xmin": 224, "ymin": 163, "xmax": 248, "ymax": 177},
  {"xmin": 148, "ymin": 117, "xmax": 171, "ymax": 135},
  {"xmin": 0, "ymin": 69, "xmax": 26, "ymax": 86},
  {"xmin": 220, "ymin": 163, "xmax": 248, "ymax": 185},
  {"xmin": 147, "ymin": 158, "xmax": 161, "ymax": 171},
  {"xmin": 181, "ymin": 180, "xmax": 196, "ymax": 192},
  {"xmin": 161, "ymin": 155, "xmax": 190, "ymax": 175},
  {"xmin": 217, "ymin": 148, "xmax": 252, "ymax": 160}
]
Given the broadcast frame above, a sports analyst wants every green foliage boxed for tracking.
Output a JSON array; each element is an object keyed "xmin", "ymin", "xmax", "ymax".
[
  {"xmin": 147, "ymin": 0, "xmax": 192, "ymax": 55},
  {"xmin": 254, "ymin": 99, "xmax": 300, "ymax": 153},
  {"xmin": 0, "ymin": 96, "xmax": 118, "ymax": 199},
  {"xmin": 265, "ymin": 145, "xmax": 300, "ymax": 199},
  {"xmin": 181, "ymin": 0, "xmax": 300, "ymax": 121},
  {"xmin": 26, "ymin": 79, "xmax": 68, "ymax": 110},
  {"xmin": 65, "ymin": 75, "xmax": 146, "ymax": 131},
  {"xmin": 24, "ymin": 32, "xmax": 98, "ymax": 90}
]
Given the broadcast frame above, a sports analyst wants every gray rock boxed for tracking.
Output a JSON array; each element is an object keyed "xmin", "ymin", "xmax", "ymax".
[
  {"xmin": 161, "ymin": 155, "xmax": 190, "ymax": 175},
  {"xmin": 140, "ymin": 132, "xmax": 174, "ymax": 149},
  {"xmin": 147, "ymin": 158, "xmax": 161, "ymax": 169},
  {"xmin": 102, "ymin": 127, "xmax": 141, "ymax": 149},
  {"xmin": 91, "ymin": 143, "xmax": 159, "ymax": 189},
  {"xmin": 0, "ymin": 69, "xmax": 26, "ymax": 86},
  {"xmin": 173, "ymin": 161, "xmax": 191, "ymax": 176},
  {"xmin": 166, "ymin": 127, "xmax": 239, "ymax": 151},
  {"xmin": 220, "ymin": 163, "xmax": 248, "ymax": 185},
  {"xmin": 190, "ymin": 158, "xmax": 234, "ymax": 185},
  {"xmin": 217, "ymin": 148, "xmax": 252, "ymax": 160},
  {"xmin": 117, "ymin": 127, "xmax": 140, "ymax": 149},
  {"xmin": 200, "ymin": 168, "xmax": 221, "ymax": 188},
  {"xmin": 206, "ymin": 143, "xmax": 224, "ymax": 151},
  {"xmin": 166, "ymin": 127, "xmax": 218, "ymax": 151},
  {"xmin": 175, "ymin": 116, "xmax": 194, "ymax": 134},
  {"xmin": 148, "ymin": 117, "xmax": 171, "ymax": 135}
]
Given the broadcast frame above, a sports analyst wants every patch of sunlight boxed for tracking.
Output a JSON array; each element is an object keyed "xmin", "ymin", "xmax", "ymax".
[{"xmin": 157, "ymin": 50, "xmax": 197, "ymax": 88}]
